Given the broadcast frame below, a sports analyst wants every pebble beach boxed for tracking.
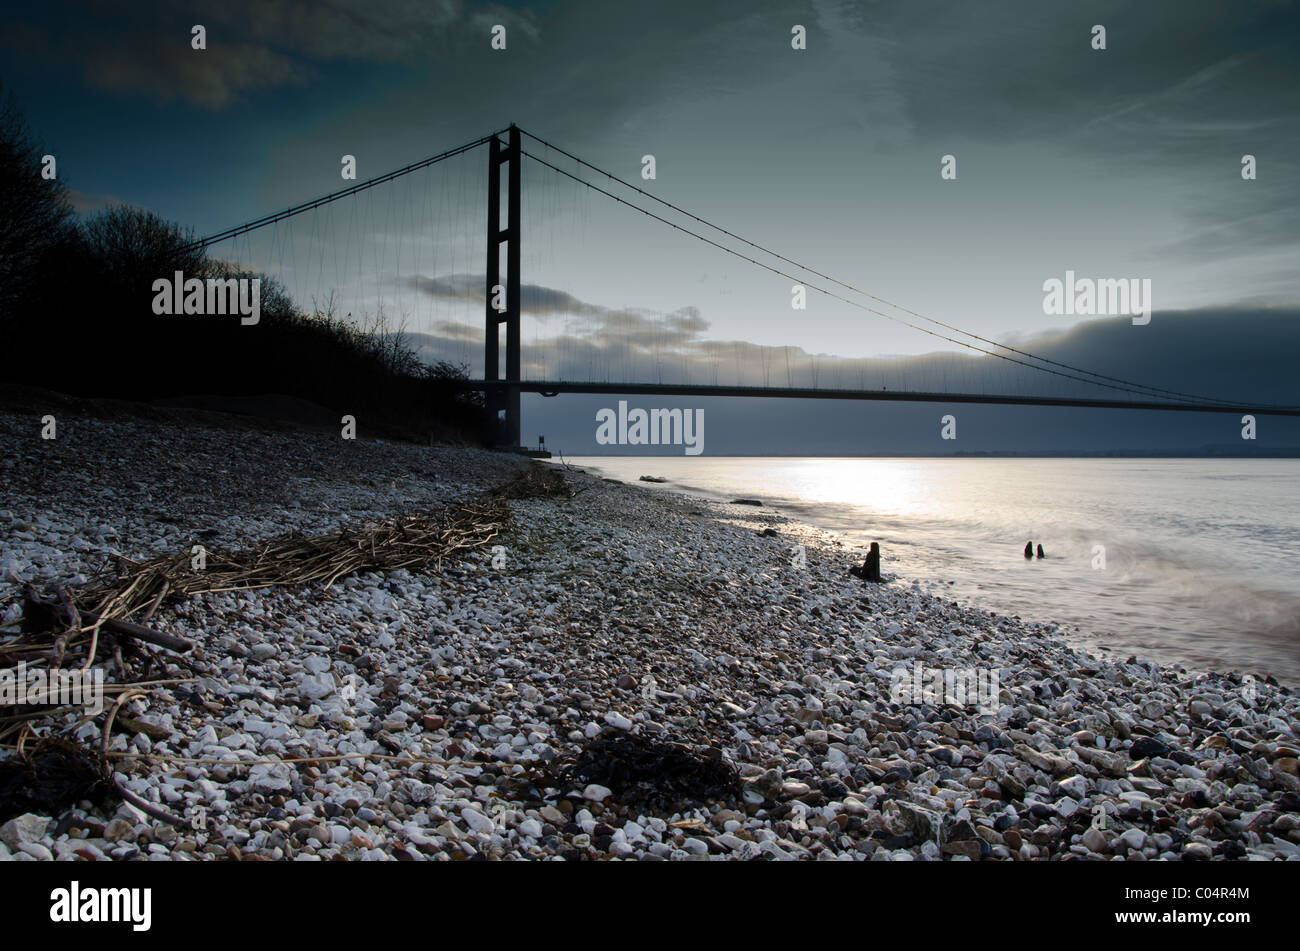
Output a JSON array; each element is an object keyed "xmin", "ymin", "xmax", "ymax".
[{"xmin": 2, "ymin": 408, "xmax": 1299, "ymax": 862}]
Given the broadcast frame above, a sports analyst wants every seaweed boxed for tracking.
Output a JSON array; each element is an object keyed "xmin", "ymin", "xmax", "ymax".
[
  {"xmin": 489, "ymin": 464, "xmax": 576, "ymax": 500},
  {"xmin": 0, "ymin": 737, "xmax": 116, "ymax": 822},
  {"xmin": 555, "ymin": 732, "xmax": 740, "ymax": 815}
]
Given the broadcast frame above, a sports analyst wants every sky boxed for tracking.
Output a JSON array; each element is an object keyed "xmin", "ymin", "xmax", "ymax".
[{"xmin": 4, "ymin": 0, "xmax": 1298, "ymax": 452}]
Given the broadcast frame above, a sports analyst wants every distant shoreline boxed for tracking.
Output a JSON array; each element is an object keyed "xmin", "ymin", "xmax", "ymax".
[{"xmin": 567, "ymin": 449, "xmax": 1300, "ymax": 458}]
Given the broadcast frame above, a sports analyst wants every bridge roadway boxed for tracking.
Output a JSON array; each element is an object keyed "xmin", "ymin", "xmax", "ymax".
[{"xmin": 459, "ymin": 380, "xmax": 1300, "ymax": 416}]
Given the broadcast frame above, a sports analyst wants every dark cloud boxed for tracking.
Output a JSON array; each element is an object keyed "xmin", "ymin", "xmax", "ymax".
[
  {"xmin": 405, "ymin": 274, "xmax": 713, "ymax": 349},
  {"xmin": 400, "ymin": 278, "xmax": 1300, "ymax": 415},
  {"xmin": 514, "ymin": 304, "xmax": 1300, "ymax": 456},
  {"xmin": 9, "ymin": 0, "xmax": 1298, "ymax": 365},
  {"xmin": 407, "ymin": 273, "xmax": 606, "ymax": 318},
  {"xmin": 11, "ymin": 1, "xmax": 535, "ymax": 108},
  {"xmin": 428, "ymin": 320, "xmax": 482, "ymax": 343}
]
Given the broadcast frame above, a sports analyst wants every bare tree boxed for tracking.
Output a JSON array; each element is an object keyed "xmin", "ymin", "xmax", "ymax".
[
  {"xmin": 81, "ymin": 204, "xmax": 208, "ymax": 301},
  {"xmin": 0, "ymin": 82, "xmax": 74, "ymax": 320}
]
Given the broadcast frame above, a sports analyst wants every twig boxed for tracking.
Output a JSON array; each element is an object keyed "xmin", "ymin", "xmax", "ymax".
[
  {"xmin": 111, "ymin": 776, "xmax": 189, "ymax": 828},
  {"xmin": 87, "ymin": 613, "xmax": 193, "ymax": 654}
]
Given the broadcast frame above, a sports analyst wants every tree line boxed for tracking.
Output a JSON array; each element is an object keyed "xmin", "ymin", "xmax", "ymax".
[{"xmin": 0, "ymin": 82, "xmax": 501, "ymax": 445}]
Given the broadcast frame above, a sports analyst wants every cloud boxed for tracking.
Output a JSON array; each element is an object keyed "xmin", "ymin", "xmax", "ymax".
[
  {"xmin": 428, "ymin": 320, "xmax": 482, "ymax": 343},
  {"xmin": 14, "ymin": 0, "xmax": 1298, "ymax": 320},
  {"xmin": 406, "ymin": 273, "xmax": 713, "ymax": 346},
  {"xmin": 84, "ymin": 42, "xmax": 307, "ymax": 110},
  {"xmin": 407, "ymin": 274, "xmax": 602, "ymax": 317},
  {"xmin": 401, "ymin": 273, "xmax": 1300, "ymax": 410},
  {"xmin": 22, "ymin": 0, "xmax": 537, "ymax": 108},
  {"xmin": 66, "ymin": 190, "xmax": 134, "ymax": 215}
]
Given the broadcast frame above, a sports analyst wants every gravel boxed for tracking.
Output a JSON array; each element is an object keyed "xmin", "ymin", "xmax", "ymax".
[{"xmin": 2, "ymin": 409, "xmax": 1298, "ymax": 861}]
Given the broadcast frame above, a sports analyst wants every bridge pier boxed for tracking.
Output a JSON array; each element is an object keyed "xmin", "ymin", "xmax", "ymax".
[{"xmin": 485, "ymin": 125, "xmax": 522, "ymax": 448}]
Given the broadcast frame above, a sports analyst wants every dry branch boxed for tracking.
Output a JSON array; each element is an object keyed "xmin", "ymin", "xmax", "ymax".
[{"xmin": 1, "ymin": 490, "xmax": 512, "ymax": 756}]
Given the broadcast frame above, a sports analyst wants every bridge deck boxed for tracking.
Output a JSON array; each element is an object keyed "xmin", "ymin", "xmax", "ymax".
[{"xmin": 455, "ymin": 380, "xmax": 1299, "ymax": 416}]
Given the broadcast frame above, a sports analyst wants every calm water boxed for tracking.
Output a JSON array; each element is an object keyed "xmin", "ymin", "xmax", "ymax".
[{"xmin": 569, "ymin": 457, "xmax": 1300, "ymax": 685}]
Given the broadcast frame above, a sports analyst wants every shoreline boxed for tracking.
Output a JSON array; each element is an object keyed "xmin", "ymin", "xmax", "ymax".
[
  {"xmin": 2, "ymin": 410, "xmax": 1299, "ymax": 861},
  {"xmin": 571, "ymin": 455, "xmax": 1300, "ymax": 688}
]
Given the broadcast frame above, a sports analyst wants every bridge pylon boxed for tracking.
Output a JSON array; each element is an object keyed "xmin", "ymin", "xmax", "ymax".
[{"xmin": 485, "ymin": 124, "xmax": 522, "ymax": 448}]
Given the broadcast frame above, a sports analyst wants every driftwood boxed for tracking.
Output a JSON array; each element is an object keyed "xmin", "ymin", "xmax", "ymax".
[
  {"xmin": 13, "ymin": 496, "xmax": 508, "ymax": 652},
  {"xmin": 82, "ymin": 612, "xmax": 193, "ymax": 655},
  {"xmin": 20, "ymin": 587, "xmax": 192, "ymax": 655},
  {"xmin": 1, "ymin": 489, "xmax": 513, "ymax": 754}
]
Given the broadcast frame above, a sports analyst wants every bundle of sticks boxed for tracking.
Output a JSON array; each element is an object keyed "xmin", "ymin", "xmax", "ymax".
[{"xmin": 0, "ymin": 493, "xmax": 510, "ymax": 752}]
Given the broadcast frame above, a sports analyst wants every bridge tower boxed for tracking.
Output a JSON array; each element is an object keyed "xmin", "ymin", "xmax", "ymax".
[{"xmin": 485, "ymin": 125, "xmax": 522, "ymax": 447}]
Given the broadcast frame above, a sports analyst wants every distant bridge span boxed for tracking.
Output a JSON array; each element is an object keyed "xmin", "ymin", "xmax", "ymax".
[
  {"xmin": 464, "ymin": 380, "xmax": 1300, "ymax": 417},
  {"xmin": 182, "ymin": 123, "xmax": 1300, "ymax": 440}
]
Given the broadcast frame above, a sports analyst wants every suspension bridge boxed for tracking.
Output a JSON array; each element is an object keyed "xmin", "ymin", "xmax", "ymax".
[{"xmin": 182, "ymin": 124, "xmax": 1300, "ymax": 448}]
